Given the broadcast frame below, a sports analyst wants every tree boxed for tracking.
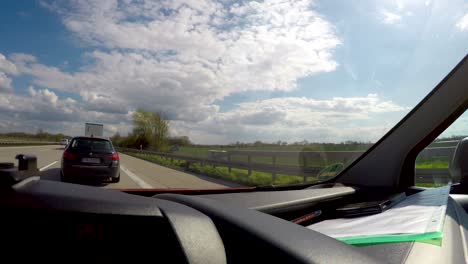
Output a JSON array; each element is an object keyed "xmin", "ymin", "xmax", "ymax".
[
  {"xmin": 110, "ymin": 132, "xmax": 122, "ymax": 145},
  {"xmin": 133, "ymin": 109, "xmax": 169, "ymax": 150},
  {"xmin": 167, "ymin": 136, "xmax": 191, "ymax": 146}
]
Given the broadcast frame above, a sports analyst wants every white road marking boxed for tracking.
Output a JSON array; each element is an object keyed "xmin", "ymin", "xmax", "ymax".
[
  {"xmin": 120, "ymin": 165, "xmax": 153, "ymax": 189},
  {"xmin": 39, "ymin": 161, "xmax": 58, "ymax": 171}
]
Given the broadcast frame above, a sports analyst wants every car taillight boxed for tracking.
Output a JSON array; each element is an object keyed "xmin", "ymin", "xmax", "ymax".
[
  {"xmin": 105, "ymin": 153, "xmax": 119, "ymax": 161},
  {"xmin": 63, "ymin": 151, "xmax": 77, "ymax": 160}
]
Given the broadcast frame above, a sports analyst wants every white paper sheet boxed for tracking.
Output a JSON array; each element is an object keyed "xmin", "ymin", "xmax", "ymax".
[{"xmin": 308, "ymin": 186, "xmax": 450, "ymax": 238}]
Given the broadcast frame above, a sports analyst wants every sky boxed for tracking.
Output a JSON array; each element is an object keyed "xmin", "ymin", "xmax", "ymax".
[{"xmin": 0, "ymin": 0, "xmax": 467, "ymax": 144}]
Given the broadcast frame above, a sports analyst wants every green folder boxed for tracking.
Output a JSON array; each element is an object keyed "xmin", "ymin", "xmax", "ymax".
[
  {"xmin": 308, "ymin": 186, "xmax": 450, "ymax": 246},
  {"xmin": 338, "ymin": 231, "xmax": 444, "ymax": 246}
]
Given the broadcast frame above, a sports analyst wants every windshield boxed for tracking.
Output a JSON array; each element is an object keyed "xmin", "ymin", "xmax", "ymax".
[
  {"xmin": 0, "ymin": 0, "xmax": 467, "ymax": 189},
  {"xmin": 69, "ymin": 138, "xmax": 113, "ymax": 153}
]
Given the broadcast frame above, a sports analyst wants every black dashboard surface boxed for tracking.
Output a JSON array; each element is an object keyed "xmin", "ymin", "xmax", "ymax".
[
  {"xmin": 1, "ymin": 178, "xmax": 380, "ymax": 264},
  {"xmin": 157, "ymin": 193, "xmax": 380, "ymax": 264},
  {"xmin": 199, "ymin": 186, "xmax": 356, "ymax": 213},
  {"xmin": 2, "ymin": 177, "xmax": 468, "ymax": 263}
]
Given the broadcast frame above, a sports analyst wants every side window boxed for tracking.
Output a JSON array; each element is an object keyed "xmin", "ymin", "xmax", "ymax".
[{"xmin": 415, "ymin": 111, "xmax": 468, "ymax": 187}]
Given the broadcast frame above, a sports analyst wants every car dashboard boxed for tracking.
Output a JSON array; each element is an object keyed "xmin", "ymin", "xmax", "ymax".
[{"xmin": 2, "ymin": 177, "xmax": 467, "ymax": 264}]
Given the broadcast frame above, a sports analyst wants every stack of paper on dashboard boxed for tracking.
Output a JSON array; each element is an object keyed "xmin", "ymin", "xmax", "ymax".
[{"xmin": 308, "ymin": 186, "xmax": 450, "ymax": 245}]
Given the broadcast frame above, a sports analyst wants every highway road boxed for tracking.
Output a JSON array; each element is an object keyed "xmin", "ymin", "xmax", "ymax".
[{"xmin": 0, "ymin": 145, "xmax": 238, "ymax": 189}]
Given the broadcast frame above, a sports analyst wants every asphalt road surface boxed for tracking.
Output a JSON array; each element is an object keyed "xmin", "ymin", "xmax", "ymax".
[{"xmin": 0, "ymin": 145, "xmax": 239, "ymax": 189}]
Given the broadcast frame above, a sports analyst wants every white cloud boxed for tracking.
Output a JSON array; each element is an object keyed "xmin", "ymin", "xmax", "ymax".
[
  {"xmin": 40, "ymin": 0, "xmax": 340, "ymax": 93},
  {"xmin": 0, "ymin": 1, "xmax": 410, "ymax": 143},
  {"xmin": 169, "ymin": 94, "xmax": 406, "ymax": 144},
  {"xmin": 10, "ymin": 53, "xmax": 36, "ymax": 64},
  {"xmin": 456, "ymin": 13, "xmax": 468, "ymax": 31},
  {"xmin": 27, "ymin": 86, "xmax": 58, "ymax": 106},
  {"xmin": 380, "ymin": 10, "xmax": 402, "ymax": 25},
  {"xmin": 0, "ymin": 53, "xmax": 18, "ymax": 75},
  {"xmin": 0, "ymin": 87, "xmax": 75, "ymax": 120},
  {"xmin": 0, "ymin": 72, "xmax": 13, "ymax": 93},
  {"xmin": 394, "ymin": 0, "xmax": 405, "ymax": 11},
  {"xmin": 14, "ymin": 0, "xmax": 341, "ymax": 124},
  {"xmin": 0, "ymin": 53, "xmax": 18, "ymax": 93},
  {"xmin": 0, "ymin": 86, "xmax": 131, "ymax": 131}
]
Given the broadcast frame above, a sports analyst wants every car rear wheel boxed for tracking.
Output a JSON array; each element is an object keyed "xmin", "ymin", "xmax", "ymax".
[{"xmin": 111, "ymin": 173, "xmax": 120, "ymax": 183}]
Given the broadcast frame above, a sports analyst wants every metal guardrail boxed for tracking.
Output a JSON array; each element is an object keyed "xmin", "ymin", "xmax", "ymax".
[
  {"xmin": 0, "ymin": 141, "xmax": 60, "ymax": 146},
  {"xmin": 118, "ymin": 147, "xmax": 453, "ymax": 183},
  {"xmin": 415, "ymin": 168, "xmax": 451, "ymax": 184},
  {"xmin": 222, "ymin": 150, "xmax": 364, "ymax": 165},
  {"xmin": 211, "ymin": 147, "xmax": 456, "ymax": 163},
  {"xmin": 418, "ymin": 147, "xmax": 456, "ymax": 161},
  {"xmin": 118, "ymin": 147, "xmax": 324, "ymax": 181}
]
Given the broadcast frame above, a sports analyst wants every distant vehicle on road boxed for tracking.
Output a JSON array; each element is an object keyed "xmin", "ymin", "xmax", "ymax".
[
  {"xmin": 59, "ymin": 139, "xmax": 69, "ymax": 146},
  {"xmin": 85, "ymin": 123, "xmax": 104, "ymax": 137},
  {"xmin": 170, "ymin": 145, "xmax": 179, "ymax": 152},
  {"xmin": 61, "ymin": 136, "xmax": 120, "ymax": 183}
]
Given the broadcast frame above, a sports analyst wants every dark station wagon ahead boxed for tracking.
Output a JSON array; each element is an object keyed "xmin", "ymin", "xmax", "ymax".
[{"xmin": 61, "ymin": 137, "xmax": 120, "ymax": 183}]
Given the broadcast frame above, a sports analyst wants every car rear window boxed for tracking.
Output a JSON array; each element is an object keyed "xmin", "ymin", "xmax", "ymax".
[{"xmin": 70, "ymin": 138, "xmax": 113, "ymax": 152}]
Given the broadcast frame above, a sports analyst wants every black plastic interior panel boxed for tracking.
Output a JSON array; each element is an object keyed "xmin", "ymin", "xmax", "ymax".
[
  {"xmin": 156, "ymin": 198, "xmax": 227, "ymax": 264},
  {"xmin": 8, "ymin": 177, "xmax": 163, "ymax": 216},
  {"xmin": 157, "ymin": 193, "xmax": 380, "ymax": 264},
  {"xmin": 451, "ymin": 194, "xmax": 468, "ymax": 212},
  {"xmin": 199, "ymin": 186, "xmax": 356, "ymax": 214},
  {"xmin": 1, "ymin": 178, "xmax": 223, "ymax": 263},
  {"xmin": 3, "ymin": 176, "xmax": 466, "ymax": 264},
  {"xmin": 2, "ymin": 209, "xmax": 188, "ymax": 263},
  {"xmin": 358, "ymin": 243, "xmax": 414, "ymax": 264}
]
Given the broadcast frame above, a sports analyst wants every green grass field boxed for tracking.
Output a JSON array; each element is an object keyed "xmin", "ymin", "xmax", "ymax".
[
  {"xmin": 415, "ymin": 156, "xmax": 449, "ymax": 168},
  {"xmin": 415, "ymin": 160, "xmax": 449, "ymax": 169},
  {"xmin": 415, "ymin": 183, "xmax": 448, "ymax": 188},
  {"xmin": 128, "ymin": 152, "xmax": 316, "ymax": 186}
]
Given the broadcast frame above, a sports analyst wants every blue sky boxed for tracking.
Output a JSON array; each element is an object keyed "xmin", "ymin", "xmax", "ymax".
[
  {"xmin": 0, "ymin": 1, "xmax": 86, "ymax": 100},
  {"xmin": 0, "ymin": 0, "xmax": 467, "ymax": 144},
  {"xmin": 219, "ymin": 0, "xmax": 468, "ymax": 106}
]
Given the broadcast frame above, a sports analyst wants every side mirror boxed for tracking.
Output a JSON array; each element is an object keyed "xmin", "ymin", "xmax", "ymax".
[{"xmin": 449, "ymin": 138, "xmax": 468, "ymax": 184}]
